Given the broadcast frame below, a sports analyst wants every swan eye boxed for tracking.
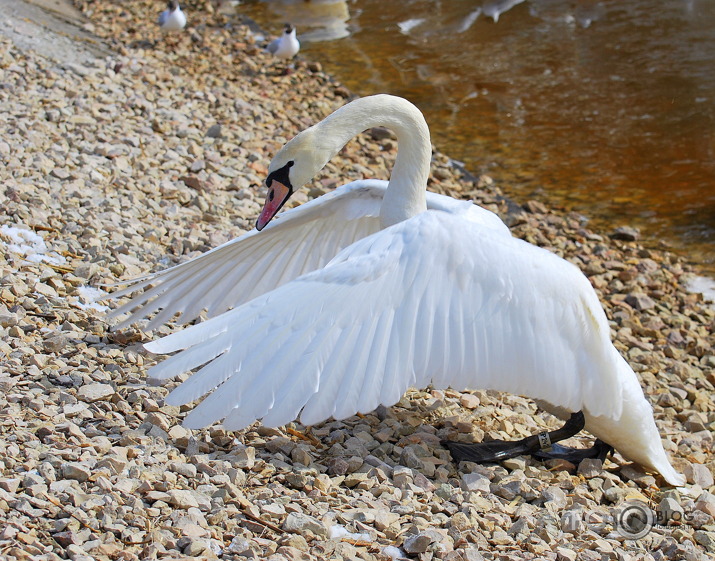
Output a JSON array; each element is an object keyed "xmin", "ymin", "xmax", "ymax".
[{"xmin": 265, "ymin": 160, "xmax": 295, "ymax": 195}]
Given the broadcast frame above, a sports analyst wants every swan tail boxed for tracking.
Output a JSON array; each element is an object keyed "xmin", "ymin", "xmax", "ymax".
[{"xmin": 585, "ymin": 353, "xmax": 684, "ymax": 486}]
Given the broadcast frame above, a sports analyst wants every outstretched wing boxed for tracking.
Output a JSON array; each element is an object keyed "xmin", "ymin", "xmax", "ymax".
[
  {"xmin": 109, "ymin": 181, "xmax": 387, "ymax": 330},
  {"xmin": 146, "ymin": 210, "xmax": 622, "ymax": 431},
  {"xmin": 109, "ymin": 180, "xmax": 510, "ymax": 331}
]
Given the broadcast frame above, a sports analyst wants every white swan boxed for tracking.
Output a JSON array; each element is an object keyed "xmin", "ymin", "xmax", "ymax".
[
  {"xmin": 158, "ymin": 0, "xmax": 187, "ymax": 33},
  {"xmin": 111, "ymin": 95, "xmax": 684, "ymax": 486},
  {"xmin": 266, "ymin": 24, "xmax": 301, "ymax": 59}
]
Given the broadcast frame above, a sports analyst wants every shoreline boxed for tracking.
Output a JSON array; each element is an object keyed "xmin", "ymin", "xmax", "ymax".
[{"xmin": 0, "ymin": 1, "xmax": 713, "ymax": 559}]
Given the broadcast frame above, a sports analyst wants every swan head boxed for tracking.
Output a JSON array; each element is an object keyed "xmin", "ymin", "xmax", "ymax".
[{"xmin": 257, "ymin": 125, "xmax": 334, "ymax": 230}]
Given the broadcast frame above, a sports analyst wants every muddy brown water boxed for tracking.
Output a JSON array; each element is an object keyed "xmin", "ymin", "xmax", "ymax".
[{"xmin": 239, "ymin": 0, "xmax": 715, "ymax": 276}]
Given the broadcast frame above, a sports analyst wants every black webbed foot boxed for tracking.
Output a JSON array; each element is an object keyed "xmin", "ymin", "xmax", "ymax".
[
  {"xmin": 442, "ymin": 435, "xmax": 536, "ymax": 464},
  {"xmin": 443, "ymin": 411, "xmax": 603, "ymax": 466},
  {"xmin": 532, "ymin": 438, "xmax": 613, "ymax": 463}
]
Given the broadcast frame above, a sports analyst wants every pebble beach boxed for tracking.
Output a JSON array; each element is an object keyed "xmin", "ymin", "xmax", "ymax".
[{"xmin": 0, "ymin": 1, "xmax": 714, "ymax": 560}]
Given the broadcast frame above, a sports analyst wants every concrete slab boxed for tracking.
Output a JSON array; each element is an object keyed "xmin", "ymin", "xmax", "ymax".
[{"xmin": 0, "ymin": 0, "xmax": 111, "ymax": 65}]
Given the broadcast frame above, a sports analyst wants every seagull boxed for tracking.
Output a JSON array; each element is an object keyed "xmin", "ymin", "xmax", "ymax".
[
  {"xmin": 158, "ymin": 0, "xmax": 187, "ymax": 33},
  {"xmin": 266, "ymin": 24, "xmax": 301, "ymax": 59}
]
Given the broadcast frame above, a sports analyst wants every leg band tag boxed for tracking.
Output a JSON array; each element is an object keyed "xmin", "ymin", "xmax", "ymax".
[{"xmin": 537, "ymin": 432, "xmax": 552, "ymax": 450}]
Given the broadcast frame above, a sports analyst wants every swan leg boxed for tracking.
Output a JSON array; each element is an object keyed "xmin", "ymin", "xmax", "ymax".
[
  {"xmin": 442, "ymin": 411, "xmax": 609, "ymax": 465},
  {"xmin": 532, "ymin": 438, "xmax": 613, "ymax": 463}
]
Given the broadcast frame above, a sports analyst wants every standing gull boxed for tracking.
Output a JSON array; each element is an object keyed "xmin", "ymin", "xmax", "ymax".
[
  {"xmin": 158, "ymin": 0, "xmax": 187, "ymax": 33},
  {"xmin": 266, "ymin": 24, "xmax": 301, "ymax": 59}
]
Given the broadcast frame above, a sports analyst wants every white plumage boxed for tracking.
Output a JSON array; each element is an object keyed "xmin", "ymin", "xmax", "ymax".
[
  {"xmin": 112, "ymin": 95, "xmax": 684, "ymax": 486},
  {"xmin": 110, "ymin": 182, "xmax": 507, "ymax": 330},
  {"xmin": 158, "ymin": 0, "xmax": 186, "ymax": 33},
  {"xmin": 266, "ymin": 24, "xmax": 300, "ymax": 59}
]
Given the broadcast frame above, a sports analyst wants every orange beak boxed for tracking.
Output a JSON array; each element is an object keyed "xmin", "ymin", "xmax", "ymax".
[{"xmin": 256, "ymin": 179, "xmax": 292, "ymax": 231}]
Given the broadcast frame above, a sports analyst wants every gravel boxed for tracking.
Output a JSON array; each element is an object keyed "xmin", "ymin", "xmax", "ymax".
[{"xmin": 0, "ymin": 1, "xmax": 713, "ymax": 560}]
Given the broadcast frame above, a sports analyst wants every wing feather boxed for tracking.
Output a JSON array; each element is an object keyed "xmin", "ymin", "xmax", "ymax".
[
  {"xmin": 145, "ymin": 210, "xmax": 622, "ymax": 432},
  {"xmin": 355, "ymin": 309, "xmax": 394, "ymax": 414},
  {"xmin": 109, "ymin": 181, "xmax": 386, "ymax": 328},
  {"xmin": 333, "ymin": 317, "xmax": 381, "ymax": 420},
  {"xmin": 109, "ymin": 181, "xmax": 510, "ymax": 330},
  {"xmin": 298, "ymin": 320, "xmax": 365, "ymax": 425}
]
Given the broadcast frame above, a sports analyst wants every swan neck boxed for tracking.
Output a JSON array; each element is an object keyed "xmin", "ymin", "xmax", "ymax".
[{"xmin": 318, "ymin": 95, "xmax": 431, "ymax": 227}]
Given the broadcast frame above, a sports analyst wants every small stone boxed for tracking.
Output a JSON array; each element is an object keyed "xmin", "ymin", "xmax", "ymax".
[
  {"xmin": 313, "ymin": 473, "xmax": 331, "ymax": 492},
  {"xmin": 206, "ymin": 124, "xmax": 222, "ymax": 138},
  {"xmin": 343, "ymin": 472, "xmax": 368, "ymax": 488},
  {"xmin": 96, "ymin": 455, "xmax": 128, "ymax": 475},
  {"xmin": 462, "ymin": 548, "xmax": 485, "ymax": 561},
  {"xmin": 502, "ymin": 458, "xmax": 526, "ymax": 471},
  {"xmin": 190, "ymin": 159, "xmax": 206, "ymax": 172},
  {"xmin": 684, "ymin": 463, "xmax": 714, "ymax": 488},
  {"xmin": 374, "ymin": 510, "xmax": 400, "ymax": 531},
  {"xmin": 183, "ymin": 538, "xmax": 210, "ymax": 556},
  {"xmin": 233, "ymin": 447, "xmax": 255, "ymax": 469},
  {"xmin": 227, "ymin": 537, "xmax": 250, "ymax": 554},
  {"xmin": 53, "ymin": 530, "xmax": 81, "ymax": 547},
  {"xmin": 51, "ymin": 168, "xmax": 70, "ymax": 180},
  {"xmin": 345, "ymin": 456, "xmax": 364, "ymax": 473},
  {"xmin": 611, "ymin": 226, "xmax": 640, "ymax": 241},
  {"xmin": 625, "ymin": 293, "xmax": 656, "ymax": 311},
  {"xmin": 334, "ymin": 86, "xmax": 350, "ymax": 98},
  {"xmin": 261, "ymin": 503, "xmax": 286, "ymax": 518},
  {"xmin": 285, "ymin": 472, "xmax": 309, "ymax": 489},
  {"xmin": 0, "ymin": 478, "xmax": 21, "ymax": 492},
  {"xmin": 328, "ymin": 458, "xmax": 349, "ymax": 476},
  {"xmin": 392, "ymin": 466, "xmax": 413, "ymax": 488},
  {"xmin": 369, "ymin": 127, "xmax": 396, "ymax": 141},
  {"xmin": 282, "ymin": 512, "xmax": 328, "ymax": 538},
  {"xmin": 43, "ymin": 334, "xmax": 69, "ymax": 353},
  {"xmin": 508, "ymin": 517, "xmax": 530, "ymax": 537},
  {"xmin": 171, "ymin": 462, "xmax": 197, "ymax": 478},
  {"xmin": 291, "ymin": 447, "xmax": 313, "ymax": 466},
  {"xmin": 542, "ymin": 486, "xmax": 568, "ymax": 509},
  {"xmin": 168, "ymin": 489, "xmax": 200, "ymax": 509},
  {"xmin": 280, "ymin": 535, "xmax": 309, "ymax": 551},
  {"xmin": 400, "ymin": 446, "xmax": 425, "ymax": 470},
  {"xmin": 0, "ymin": 527, "xmax": 18, "ymax": 541},
  {"xmin": 61, "ymin": 463, "xmax": 91, "ymax": 482},
  {"xmin": 69, "ymin": 114, "xmax": 96, "ymax": 126},
  {"xmin": 402, "ymin": 533, "xmax": 431, "ymax": 554},
  {"xmin": 695, "ymin": 492, "xmax": 715, "ymax": 517},
  {"xmin": 181, "ymin": 175, "xmax": 205, "ymax": 190},
  {"xmin": 461, "ymin": 472, "xmax": 491, "ymax": 493},
  {"xmin": 577, "ymin": 458, "xmax": 604, "ymax": 478},
  {"xmin": 459, "ymin": 393, "xmax": 480, "ymax": 409},
  {"xmin": 77, "ymin": 383, "xmax": 115, "ymax": 402},
  {"xmin": 658, "ymin": 497, "xmax": 684, "ymax": 523},
  {"xmin": 435, "ymin": 483, "xmax": 454, "ymax": 500},
  {"xmin": 524, "ymin": 200, "xmax": 548, "ymax": 214},
  {"xmin": 168, "ymin": 425, "xmax": 191, "ymax": 442},
  {"xmin": 490, "ymin": 529, "xmax": 513, "ymax": 545},
  {"xmin": 145, "ymin": 412, "xmax": 171, "ymax": 432},
  {"xmin": 693, "ymin": 530, "xmax": 715, "ymax": 552},
  {"xmin": 413, "ymin": 472, "xmax": 436, "ymax": 492},
  {"xmin": 556, "ymin": 547, "xmax": 578, "ymax": 561}
]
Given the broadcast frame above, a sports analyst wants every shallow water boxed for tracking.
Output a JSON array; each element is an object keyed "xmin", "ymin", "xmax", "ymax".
[{"xmin": 240, "ymin": 0, "xmax": 715, "ymax": 274}]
